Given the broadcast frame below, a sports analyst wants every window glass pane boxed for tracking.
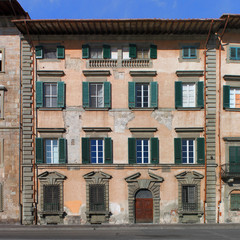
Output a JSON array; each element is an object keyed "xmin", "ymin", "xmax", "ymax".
[
  {"xmin": 182, "ymin": 83, "xmax": 195, "ymax": 107},
  {"xmin": 135, "ymin": 83, "xmax": 149, "ymax": 108},
  {"xmin": 44, "ymin": 83, "xmax": 57, "ymax": 107},
  {"xmin": 182, "ymin": 139, "xmax": 195, "ymax": 164},
  {"xmin": 111, "ymin": 47, "xmax": 118, "ymax": 59},
  {"xmin": 44, "ymin": 47, "xmax": 57, "ymax": 59},
  {"xmin": 122, "ymin": 47, "xmax": 130, "ymax": 59},
  {"xmin": 90, "ymin": 139, "xmax": 104, "ymax": 164},
  {"xmin": 91, "ymin": 48, "xmax": 102, "ymax": 59},
  {"xmin": 45, "ymin": 139, "xmax": 58, "ymax": 164}
]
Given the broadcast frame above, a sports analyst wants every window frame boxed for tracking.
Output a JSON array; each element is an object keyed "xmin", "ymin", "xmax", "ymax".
[
  {"xmin": 179, "ymin": 44, "xmax": 200, "ymax": 62},
  {"xmin": 229, "ymin": 87, "xmax": 240, "ymax": 109},
  {"xmin": 230, "ymin": 47, "xmax": 240, "ymax": 60},
  {"xmin": 182, "ymin": 82, "xmax": 196, "ymax": 108},
  {"xmin": 135, "ymin": 83, "xmax": 150, "ymax": 108},
  {"xmin": 0, "ymin": 48, "xmax": 5, "ymax": 73},
  {"xmin": 90, "ymin": 47, "xmax": 103, "ymax": 59},
  {"xmin": 43, "ymin": 184, "xmax": 60, "ymax": 212},
  {"xmin": 44, "ymin": 139, "xmax": 59, "ymax": 164},
  {"xmin": 0, "ymin": 90, "xmax": 5, "ymax": 119},
  {"xmin": 89, "ymin": 83, "xmax": 104, "ymax": 108},
  {"xmin": 181, "ymin": 138, "xmax": 195, "ymax": 164},
  {"xmin": 43, "ymin": 82, "xmax": 58, "ymax": 108},
  {"xmin": 90, "ymin": 139, "xmax": 104, "ymax": 164},
  {"xmin": 182, "ymin": 46, "xmax": 197, "ymax": 59},
  {"xmin": 89, "ymin": 184, "xmax": 106, "ymax": 212},
  {"xmin": 136, "ymin": 46, "xmax": 149, "ymax": 59},
  {"xmin": 136, "ymin": 138, "xmax": 150, "ymax": 164},
  {"xmin": 182, "ymin": 184, "xmax": 198, "ymax": 212},
  {"xmin": 230, "ymin": 193, "xmax": 240, "ymax": 211}
]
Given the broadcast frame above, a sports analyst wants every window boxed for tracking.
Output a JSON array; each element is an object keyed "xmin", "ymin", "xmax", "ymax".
[
  {"xmin": 36, "ymin": 138, "xmax": 67, "ymax": 164},
  {"xmin": 90, "ymin": 47, "xmax": 102, "ymax": 59},
  {"xmin": 182, "ymin": 47, "xmax": 197, "ymax": 59},
  {"xmin": 89, "ymin": 184, "xmax": 105, "ymax": 212},
  {"xmin": 224, "ymin": 86, "xmax": 240, "ymax": 109},
  {"xmin": 229, "ymin": 146, "xmax": 240, "ymax": 173},
  {"xmin": 0, "ymin": 183, "xmax": 3, "ymax": 211},
  {"xmin": 230, "ymin": 47, "xmax": 240, "ymax": 60},
  {"xmin": 0, "ymin": 90, "xmax": 4, "ymax": 118},
  {"xmin": 231, "ymin": 193, "xmax": 240, "ymax": 211},
  {"xmin": 174, "ymin": 138, "xmax": 204, "ymax": 165},
  {"xmin": 182, "ymin": 185, "xmax": 197, "ymax": 211},
  {"xmin": 175, "ymin": 81, "xmax": 204, "ymax": 109},
  {"xmin": 128, "ymin": 82, "xmax": 158, "ymax": 109},
  {"xmin": 35, "ymin": 45, "xmax": 65, "ymax": 59},
  {"xmin": 36, "ymin": 81, "xmax": 65, "ymax": 108},
  {"xmin": 82, "ymin": 82, "xmax": 111, "ymax": 109},
  {"xmin": 128, "ymin": 138, "xmax": 159, "ymax": 164},
  {"xmin": 82, "ymin": 137, "xmax": 112, "ymax": 164},
  {"xmin": 0, "ymin": 49, "xmax": 3, "ymax": 72},
  {"xmin": 43, "ymin": 184, "xmax": 60, "ymax": 212},
  {"xmin": 137, "ymin": 47, "xmax": 149, "ymax": 59}
]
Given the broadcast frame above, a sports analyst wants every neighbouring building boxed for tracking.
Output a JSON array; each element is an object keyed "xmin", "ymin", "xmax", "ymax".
[{"xmin": 0, "ymin": 0, "xmax": 29, "ymax": 223}]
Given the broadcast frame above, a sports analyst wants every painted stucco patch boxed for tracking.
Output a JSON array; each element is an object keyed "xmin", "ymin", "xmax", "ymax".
[
  {"xmin": 65, "ymin": 200, "xmax": 82, "ymax": 214},
  {"xmin": 151, "ymin": 110, "xmax": 173, "ymax": 130},
  {"xmin": 65, "ymin": 55, "xmax": 82, "ymax": 71}
]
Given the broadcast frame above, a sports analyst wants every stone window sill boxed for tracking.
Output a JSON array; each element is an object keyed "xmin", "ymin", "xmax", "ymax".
[
  {"xmin": 129, "ymin": 107, "xmax": 156, "ymax": 111},
  {"xmin": 38, "ymin": 107, "xmax": 63, "ymax": 111},
  {"xmin": 224, "ymin": 108, "xmax": 240, "ymax": 112},
  {"xmin": 84, "ymin": 108, "xmax": 110, "ymax": 111},
  {"xmin": 176, "ymin": 107, "xmax": 203, "ymax": 111}
]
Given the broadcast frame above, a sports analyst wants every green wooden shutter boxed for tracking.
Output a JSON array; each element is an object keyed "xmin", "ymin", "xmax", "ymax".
[
  {"xmin": 104, "ymin": 82, "xmax": 111, "ymax": 108},
  {"xmin": 104, "ymin": 137, "xmax": 112, "ymax": 164},
  {"xmin": 82, "ymin": 138, "xmax": 90, "ymax": 164},
  {"xmin": 229, "ymin": 146, "xmax": 240, "ymax": 173},
  {"xmin": 175, "ymin": 81, "xmax": 182, "ymax": 108},
  {"xmin": 129, "ymin": 44, "xmax": 136, "ymax": 58},
  {"xmin": 57, "ymin": 46, "xmax": 65, "ymax": 59},
  {"xmin": 197, "ymin": 138, "xmax": 205, "ymax": 165},
  {"xmin": 82, "ymin": 82, "xmax": 89, "ymax": 108},
  {"xmin": 128, "ymin": 82, "xmax": 135, "ymax": 108},
  {"xmin": 36, "ymin": 138, "xmax": 44, "ymax": 164},
  {"xmin": 103, "ymin": 45, "xmax": 111, "ymax": 59},
  {"xmin": 197, "ymin": 81, "xmax": 204, "ymax": 108},
  {"xmin": 174, "ymin": 138, "xmax": 182, "ymax": 164},
  {"xmin": 150, "ymin": 82, "xmax": 158, "ymax": 108},
  {"xmin": 150, "ymin": 44, "xmax": 157, "ymax": 59},
  {"xmin": 223, "ymin": 85, "xmax": 230, "ymax": 109},
  {"xmin": 36, "ymin": 81, "xmax": 43, "ymax": 108},
  {"xmin": 57, "ymin": 82, "xmax": 65, "ymax": 108},
  {"xmin": 82, "ymin": 44, "xmax": 90, "ymax": 59},
  {"xmin": 59, "ymin": 138, "xmax": 67, "ymax": 164},
  {"xmin": 35, "ymin": 46, "xmax": 43, "ymax": 59},
  {"xmin": 151, "ymin": 138, "xmax": 159, "ymax": 164},
  {"xmin": 128, "ymin": 138, "xmax": 136, "ymax": 164}
]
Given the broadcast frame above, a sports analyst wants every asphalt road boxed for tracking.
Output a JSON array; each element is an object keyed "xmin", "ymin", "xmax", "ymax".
[{"xmin": 0, "ymin": 225, "xmax": 240, "ymax": 240}]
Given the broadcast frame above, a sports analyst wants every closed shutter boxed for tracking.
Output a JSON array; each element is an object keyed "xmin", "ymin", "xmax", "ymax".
[
  {"xmin": 197, "ymin": 138, "xmax": 205, "ymax": 164},
  {"xmin": 89, "ymin": 184, "xmax": 105, "ymax": 212},
  {"xmin": 128, "ymin": 138, "xmax": 136, "ymax": 164},
  {"xmin": 104, "ymin": 137, "xmax": 112, "ymax": 164},
  {"xmin": 229, "ymin": 146, "xmax": 240, "ymax": 173},
  {"xmin": 0, "ymin": 183, "xmax": 3, "ymax": 211},
  {"xmin": 174, "ymin": 138, "xmax": 182, "ymax": 164},
  {"xmin": 230, "ymin": 47, "xmax": 236, "ymax": 59},
  {"xmin": 82, "ymin": 44, "xmax": 90, "ymax": 59},
  {"xmin": 128, "ymin": 82, "xmax": 135, "ymax": 108},
  {"xmin": 104, "ymin": 82, "xmax": 111, "ymax": 108},
  {"xmin": 129, "ymin": 44, "xmax": 136, "ymax": 58},
  {"xmin": 82, "ymin": 82, "xmax": 89, "ymax": 108},
  {"xmin": 35, "ymin": 46, "xmax": 43, "ymax": 59},
  {"xmin": 36, "ymin": 138, "xmax": 44, "ymax": 164},
  {"xmin": 150, "ymin": 44, "xmax": 157, "ymax": 59},
  {"xmin": 231, "ymin": 194, "xmax": 240, "ymax": 211},
  {"xmin": 59, "ymin": 138, "xmax": 67, "ymax": 164},
  {"xmin": 103, "ymin": 45, "xmax": 111, "ymax": 59},
  {"xmin": 223, "ymin": 85, "xmax": 230, "ymax": 109},
  {"xmin": 175, "ymin": 81, "xmax": 182, "ymax": 108},
  {"xmin": 82, "ymin": 138, "xmax": 90, "ymax": 164},
  {"xmin": 57, "ymin": 46, "xmax": 65, "ymax": 59},
  {"xmin": 43, "ymin": 185, "xmax": 60, "ymax": 212},
  {"xmin": 150, "ymin": 82, "xmax": 158, "ymax": 108},
  {"xmin": 36, "ymin": 81, "xmax": 43, "ymax": 108},
  {"xmin": 57, "ymin": 82, "xmax": 65, "ymax": 108},
  {"xmin": 151, "ymin": 138, "xmax": 159, "ymax": 164},
  {"xmin": 197, "ymin": 81, "xmax": 204, "ymax": 108}
]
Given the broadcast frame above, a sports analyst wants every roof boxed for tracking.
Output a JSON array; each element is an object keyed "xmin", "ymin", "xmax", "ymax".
[
  {"xmin": 12, "ymin": 18, "xmax": 224, "ymax": 35},
  {"xmin": 220, "ymin": 14, "xmax": 240, "ymax": 29},
  {"xmin": 0, "ymin": 0, "xmax": 29, "ymax": 18}
]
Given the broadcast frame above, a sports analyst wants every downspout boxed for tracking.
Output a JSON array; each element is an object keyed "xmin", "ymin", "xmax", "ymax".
[
  {"xmin": 217, "ymin": 15, "xmax": 229, "ymax": 223},
  {"xmin": 204, "ymin": 19, "xmax": 214, "ymax": 223}
]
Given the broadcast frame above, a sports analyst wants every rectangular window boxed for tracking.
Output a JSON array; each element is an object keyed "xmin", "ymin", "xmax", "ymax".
[
  {"xmin": 136, "ymin": 139, "xmax": 150, "ymax": 164},
  {"xmin": 43, "ymin": 83, "xmax": 58, "ymax": 108},
  {"xmin": 45, "ymin": 139, "xmax": 59, "ymax": 164},
  {"xmin": 182, "ymin": 83, "xmax": 195, "ymax": 107},
  {"xmin": 137, "ymin": 47, "xmax": 149, "ymax": 59},
  {"xmin": 182, "ymin": 139, "xmax": 195, "ymax": 164},
  {"xmin": 0, "ymin": 50, "xmax": 2, "ymax": 72},
  {"xmin": 182, "ymin": 185, "xmax": 197, "ymax": 211},
  {"xmin": 230, "ymin": 47, "xmax": 240, "ymax": 60},
  {"xmin": 122, "ymin": 47, "xmax": 130, "ymax": 59},
  {"xmin": 0, "ymin": 91, "xmax": 3, "ymax": 118},
  {"xmin": 231, "ymin": 193, "xmax": 240, "ymax": 211},
  {"xmin": 182, "ymin": 47, "xmax": 197, "ymax": 59},
  {"xmin": 90, "ymin": 139, "xmax": 104, "ymax": 164},
  {"xmin": 111, "ymin": 47, "xmax": 118, "ymax": 59},
  {"xmin": 90, "ymin": 47, "xmax": 102, "ymax": 59},
  {"xmin": 89, "ymin": 184, "xmax": 105, "ymax": 212},
  {"xmin": 135, "ymin": 83, "xmax": 150, "ymax": 108},
  {"xmin": 43, "ymin": 184, "xmax": 60, "ymax": 212},
  {"xmin": 230, "ymin": 88, "xmax": 240, "ymax": 108},
  {"xmin": 89, "ymin": 83, "xmax": 104, "ymax": 108},
  {"xmin": 44, "ymin": 46, "xmax": 57, "ymax": 59}
]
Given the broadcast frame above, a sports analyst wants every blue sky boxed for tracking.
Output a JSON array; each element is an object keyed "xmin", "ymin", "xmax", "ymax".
[{"xmin": 18, "ymin": 0, "xmax": 240, "ymax": 19}]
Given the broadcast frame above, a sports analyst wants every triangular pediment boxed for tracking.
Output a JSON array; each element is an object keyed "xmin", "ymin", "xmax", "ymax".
[
  {"xmin": 125, "ymin": 172, "xmax": 164, "ymax": 182},
  {"xmin": 38, "ymin": 171, "xmax": 66, "ymax": 180},
  {"xmin": 175, "ymin": 171, "xmax": 204, "ymax": 180},
  {"xmin": 83, "ymin": 171, "xmax": 112, "ymax": 179}
]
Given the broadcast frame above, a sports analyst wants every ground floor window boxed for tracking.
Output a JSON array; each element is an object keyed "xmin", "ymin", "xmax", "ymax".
[
  {"xmin": 182, "ymin": 185, "xmax": 197, "ymax": 211},
  {"xmin": 43, "ymin": 184, "xmax": 60, "ymax": 212},
  {"xmin": 89, "ymin": 184, "xmax": 105, "ymax": 212},
  {"xmin": 230, "ymin": 193, "xmax": 240, "ymax": 211}
]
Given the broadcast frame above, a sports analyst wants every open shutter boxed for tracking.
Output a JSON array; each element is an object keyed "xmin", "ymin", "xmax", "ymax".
[
  {"xmin": 128, "ymin": 138, "xmax": 136, "ymax": 164},
  {"xmin": 150, "ymin": 44, "xmax": 157, "ymax": 59},
  {"xmin": 57, "ymin": 82, "xmax": 65, "ymax": 108},
  {"xmin": 82, "ymin": 82, "xmax": 89, "ymax": 108},
  {"xmin": 82, "ymin": 138, "xmax": 90, "ymax": 164},
  {"xmin": 35, "ymin": 46, "xmax": 43, "ymax": 59},
  {"xmin": 197, "ymin": 81, "xmax": 204, "ymax": 108},
  {"xmin": 129, "ymin": 44, "xmax": 136, "ymax": 58},
  {"xmin": 150, "ymin": 82, "xmax": 158, "ymax": 108},
  {"xmin": 57, "ymin": 46, "xmax": 65, "ymax": 59},
  {"xmin": 59, "ymin": 138, "xmax": 67, "ymax": 164},
  {"xmin": 128, "ymin": 82, "xmax": 135, "ymax": 108},
  {"xmin": 103, "ymin": 45, "xmax": 111, "ymax": 59},
  {"xmin": 230, "ymin": 47, "xmax": 236, "ymax": 60},
  {"xmin": 151, "ymin": 138, "xmax": 159, "ymax": 164},
  {"xmin": 174, "ymin": 138, "xmax": 182, "ymax": 164},
  {"xmin": 36, "ymin": 81, "xmax": 43, "ymax": 108},
  {"xmin": 197, "ymin": 138, "xmax": 205, "ymax": 164},
  {"xmin": 36, "ymin": 138, "xmax": 44, "ymax": 164},
  {"xmin": 104, "ymin": 82, "xmax": 111, "ymax": 108},
  {"xmin": 223, "ymin": 85, "xmax": 230, "ymax": 109},
  {"xmin": 104, "ymin": 138, "xmax": 112, "ymax": 164},
  {"xmin": 82, "ymin": 44, "xmax": 90, "ymax": 59},
  {"xmin": 175, "ymin": 81, "xmax": 182, "ymax": 108}
]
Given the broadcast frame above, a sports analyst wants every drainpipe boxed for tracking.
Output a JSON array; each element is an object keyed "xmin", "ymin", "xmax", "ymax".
[
  {"xmin": 217, "ymin": 15, "xmax": 229, "ymax": 223},
  {"xmin": 203, "ymin": 19, "xmax": 214, "ymax": 224}
]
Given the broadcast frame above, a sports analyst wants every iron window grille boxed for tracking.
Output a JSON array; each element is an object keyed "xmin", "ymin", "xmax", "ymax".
[
  {"xmin": 182, "ymin": 185, "xmax": 197, "ymax": 211},
  {"xmin": 89, "ymin": 184, "xmax": 106, "ymax": 212},
  {"xmin": 43, "ymin": 184, "xmax": 60, "ymax": 212}
]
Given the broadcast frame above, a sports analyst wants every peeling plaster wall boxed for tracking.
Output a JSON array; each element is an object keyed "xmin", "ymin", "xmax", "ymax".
[{"xmin": 151, "ymin": 110, "xmax": 173, "ymax": 130}]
